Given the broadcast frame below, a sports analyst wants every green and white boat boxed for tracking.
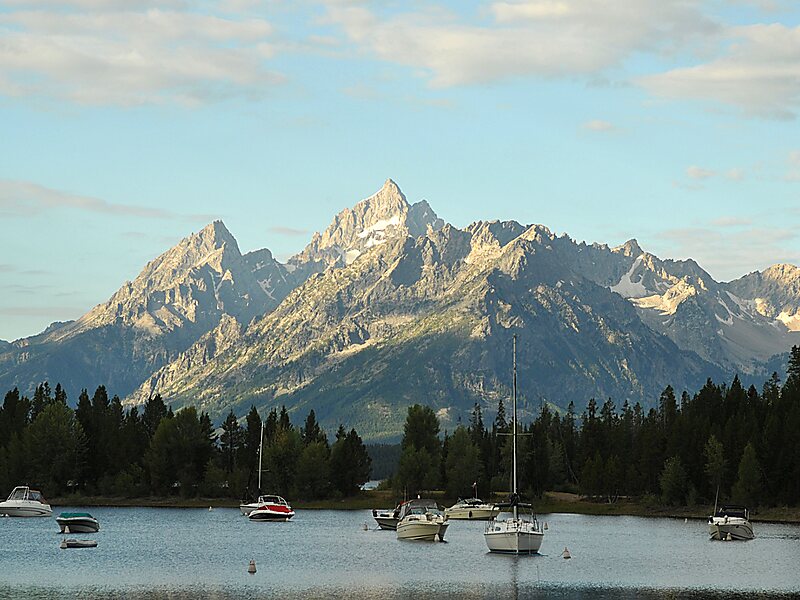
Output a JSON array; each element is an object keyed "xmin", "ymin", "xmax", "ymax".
[{"xmin": 56, "ymin": 512, "xmax": 100, "ymax": 533}]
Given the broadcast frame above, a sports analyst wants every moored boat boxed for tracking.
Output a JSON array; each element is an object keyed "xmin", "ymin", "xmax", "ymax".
[
  {"xmin": 248, "ymin": 495, "xmax": 295, "ymax": 522},
  {"xmin": 372, "ymin": 504, "xmax": 403, "ymax": 530},
  {"xmin": 395, "ymin": 499, "xmax": 448, "ymax": 542},
  {"xmin": 484, "ymin": 335, "xmax": 545, "ymax": 554},
  {"xmin": 60, "ymin": 538, "xmax": 98, "ymax": 549},
  {"xmin": 56, "ymin": 512, "xmax": 100, "ymax": 533},
  {"xmin": 708, "ymin": 505, "xmax": 754, "ymax": 540},
  {"xmin": 445, "ymin": 497, "xmax": 499, "ymax": 520},
  {"xmin": 0, "ymin": 486, "xmax": 52, "ymax": 518}
]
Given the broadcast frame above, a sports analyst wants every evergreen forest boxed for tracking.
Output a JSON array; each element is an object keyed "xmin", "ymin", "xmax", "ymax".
[
  {"xmin": 0, "ymin": 386, "xmax": 371, "ymax": 502},
  {"xmin": 1, "ymin": 347, "xmax": 800, "ymax": 510}
]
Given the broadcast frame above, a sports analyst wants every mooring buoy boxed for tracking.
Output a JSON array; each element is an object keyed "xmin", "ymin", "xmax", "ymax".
[
  {"xmin": 208, "ymin": 506, "xmax": 213, "ymax": 512},
  {"xmin": 248, "ymin": 559, "xmax": 257, "ymax": 574},
  {"xmin": 64, "ymin": 525, "xmax": 70, "ymax": 534},
  {"xmin": 362, "ymin": 521, "xmax": 369, "ymax": 531},
  {"xmin": 726, "ymin": 533, "xmax": 732, "ymax": 541},
  {"xmin": 562, "ymin": 547, "xmax": 571, "ymax": 560},
  {"xmin": 59, "ymin": 539, "xmax": 67, "ymax": 550},
  {"xmin": 543, "ymin": 522, "xmax": 548, "ymax": 530}
]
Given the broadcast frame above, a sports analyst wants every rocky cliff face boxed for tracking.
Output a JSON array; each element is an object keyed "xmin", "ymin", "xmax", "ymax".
[
  {"xmin": 0, "ymin": 220, "xmax": 289, "ymax": 398},
  {"xmin": 727, "ymin": 264, "xmax": 800, "ymax": 331},
  {"xmin": 133, "ymin": 217, "xmax": 721, "ymax": 439}
]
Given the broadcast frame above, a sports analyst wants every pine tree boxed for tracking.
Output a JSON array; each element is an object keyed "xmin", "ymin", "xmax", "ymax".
[{"xmin": 732, "ymin": 443, "xmax": 762, "ymax": 507}]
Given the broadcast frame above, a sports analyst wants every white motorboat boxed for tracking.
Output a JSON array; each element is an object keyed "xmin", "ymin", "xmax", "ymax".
[
  {"xmin": 0, "ymin": 486, "xmax": 52, "ymax": 517},
  {"xmin": 56, "ymin": 512, "xmax": 100, "ymax": 533},
  {"xmin": 445, "ymin": 497, "xmax": 500, "ymax": 520},
  {"xmin": 484, "ymin": 335, "xmax": 545, "ymax": 554},
  {"xmin": 248, "ymin": 495, "xmax": 295, "ymax": 522},
  {"xmin": 708, "ymin": 505, "xmax": 754, "ymax": 540},
  {"xmin": 396, "ymin": 499, "xmax": 449, "ymax": 542}
]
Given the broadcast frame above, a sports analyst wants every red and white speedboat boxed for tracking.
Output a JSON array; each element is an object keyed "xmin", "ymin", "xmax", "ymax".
[{"xmin": 247, "ymin": 495, "xmax": 295, "ymax": 522}]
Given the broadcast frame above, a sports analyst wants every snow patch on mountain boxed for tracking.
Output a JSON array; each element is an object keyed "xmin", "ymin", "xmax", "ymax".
[{"xmin": 610, "ymin": 255, "xmax": 648, "ymax": 298}]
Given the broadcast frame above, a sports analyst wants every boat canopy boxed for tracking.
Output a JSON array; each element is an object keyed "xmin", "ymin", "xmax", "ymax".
[
  {"xmin": 715, "ymin": 505, "xmax": 749, "ymax": 519},
  {"xmin": 6, "ymin": 487, "xmax": 45, "ymax": 502}
]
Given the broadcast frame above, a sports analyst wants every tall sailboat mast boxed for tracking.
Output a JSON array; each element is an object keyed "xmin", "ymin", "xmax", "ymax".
[
  {"xmin": 257, "ymin": 419, "xmax": 265, "ymax": 492},
  {"xmin": 512, "ymin": 334, "xmax": 518, "ymax": 521}
]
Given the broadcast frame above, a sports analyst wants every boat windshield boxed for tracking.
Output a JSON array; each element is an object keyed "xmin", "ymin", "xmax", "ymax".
[
  {"xmin": 260, "ymin": 496, "xmax": 286, "ymax": 505},
  {"xmin": 28, "ymin": 490, "xmax": 45, "ymax": 503},
  {"xmin": 715, "ymin": 506, "xmax": 748, "ymax": 519},
  {"xmin": 7, "ymin": 487, "xmax": 30, "ymax": 501}
]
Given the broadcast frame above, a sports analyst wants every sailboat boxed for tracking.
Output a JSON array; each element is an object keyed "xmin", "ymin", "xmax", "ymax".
[
  {"xmin": 484, "ymin": 335, "xmax": 545, "ymax": 554},
  {"xmin": 239, "ymin": 417, "xmax": 295, "ymax": 520}
]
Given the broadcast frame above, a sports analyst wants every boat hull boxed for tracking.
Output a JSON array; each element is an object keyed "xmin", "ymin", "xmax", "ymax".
[
  {"xmin": 445, "ymin": 506, "xmax": 499, "ymax": 520},
  {"xmin": 0, "ymin": 502, "xmax": 52, "ymax": 518},
  {"xmin": 485, "ymin": 521, "xmax": 544, "ymax": 553},
  {"xmin": 239, "ymin": 502, "xmax": 258, "ymax": 516},
  {"xmin": 396, "ymin": 520, "xmax": 448, "ymax": 541},
  {"xmin": 708, "ymin": 519, "xmax": 754, "ymax": 541},
  {"xmin": 373, "ymin": 515, "xmax": 398, "ymax": 530},
  {"xmin": 60, "ymin": 538, "xmax": 98, "ymax": 549},
  {"xmin": 56, "ymin": 517, "xmax": 100, "ymax": 534},
  {"xmin": 248, "ymin": 508, "xmax": 294, "ymax": 522}
]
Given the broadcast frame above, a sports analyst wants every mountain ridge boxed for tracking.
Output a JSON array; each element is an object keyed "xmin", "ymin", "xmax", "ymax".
[{"xmin": 1, "ymin": 179, "xmax": 798, "ymax": 439}]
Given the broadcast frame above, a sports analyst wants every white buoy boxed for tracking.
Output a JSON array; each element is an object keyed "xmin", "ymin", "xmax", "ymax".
[
  {"xmin": 725, "ymin": 533, "xmax": 732, "ymax": 542},
  {"xmin": 544, "ymin": 522, "xmax": 548, "ymax": 530},
  {"xmin": 562, "ymin": 547, "xmax": 571, "ymax": 560},
  {"xmin": 208, "ymin": 506, "xmax": 213, "ymax": 512},
  {"xmin": 64, "ymin": 525, "xmax": 70, "ymax": 534},
  {"xmin": 248, "ymin": 559, "xmax": 257, "ymax": 574},
  {"xmin": 60, "ymin": 539, "xmax": 67, "ymax": 550},
  {"xmin": 362, "ymin": 521, "xmax": 368, "ymax": 531}
]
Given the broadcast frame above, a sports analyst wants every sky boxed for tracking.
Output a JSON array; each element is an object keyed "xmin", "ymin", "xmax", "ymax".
[{"xmin": 1, "ymin": 0, "xmax": 800, "ymax": 341}]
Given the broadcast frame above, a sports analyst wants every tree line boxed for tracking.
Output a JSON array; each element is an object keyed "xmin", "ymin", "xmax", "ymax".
[
  {"xmin": 0, "ymin": 384, "xmax": 371, "ymax": 501},
  {"xmin": 391, "ymin": 348, "xmax": 800, "ymax": 508}
]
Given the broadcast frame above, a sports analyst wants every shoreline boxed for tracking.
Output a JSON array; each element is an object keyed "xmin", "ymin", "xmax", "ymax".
[{"xmin": 46, "ymin": 491, "xmax": 800, "ymax": 524}]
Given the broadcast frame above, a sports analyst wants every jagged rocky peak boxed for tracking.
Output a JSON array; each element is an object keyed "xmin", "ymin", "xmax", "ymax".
[
  {"xmin": 728, "ymin": 263, "xmax": 800, "ymax": 322},
  {"xmin": 68, "ymin": 219, "xmax": 271, "ymax": 335},
  {"xmin": 613, "ymin": 238, "xmax": 644, "ymax": 257},
  {"xmin": 292, "ymin": 178, "xmax": 445, "ymax": 267}
]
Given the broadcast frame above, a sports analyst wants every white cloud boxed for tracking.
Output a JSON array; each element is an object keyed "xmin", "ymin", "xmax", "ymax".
[
  {"xmin": 653, "ymin": 225, "xmax": 800, "ymax": 281},
  {"xmin": 323, "ymin": 1, "xmax": 717, "ymax": 87},
  {"xmin": 726, "ymin": 168, "xmax": 745, "ymax": 181},
  {"xmin": 0, "ymin": 5, "xmax": 283, "ymax": 106},
  {"xmin": 787, "ymin": 150, "xmax": 800, "ymax": 181},
  {"xmin": 687, "ymin": 165, "xmax": 716, "ymax": 180},
  {"xmin": 582, "ymin": 119, "xmax": 616, "ymax": 132},
  {"xmin": 0, "ymin": 179, "xmax": 212, "ymax": 220},
  {"xmin": 640, "ymin": 24, "xmax": 800, "ymax": 119}
]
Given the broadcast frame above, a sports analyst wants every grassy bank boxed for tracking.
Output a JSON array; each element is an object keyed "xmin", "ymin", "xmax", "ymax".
[{"xmin": 49, "ymin": 490, "xmax": 800, "ymax": 523}]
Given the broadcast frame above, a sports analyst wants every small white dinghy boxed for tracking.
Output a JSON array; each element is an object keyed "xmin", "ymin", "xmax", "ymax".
[{"xmin": 60, "ymin": 538, "xmax": 98, "ymax": 549}]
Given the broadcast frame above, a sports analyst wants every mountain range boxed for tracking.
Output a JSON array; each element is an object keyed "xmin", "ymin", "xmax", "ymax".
[{"xmin": 2, "ymin": 179, "xmax": 798, "ymax": 440}]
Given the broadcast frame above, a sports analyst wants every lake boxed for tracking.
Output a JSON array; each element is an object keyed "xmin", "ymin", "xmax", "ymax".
[{"xmin": 1, "ymin": 507, "xmax": 798, "ymax": 598}]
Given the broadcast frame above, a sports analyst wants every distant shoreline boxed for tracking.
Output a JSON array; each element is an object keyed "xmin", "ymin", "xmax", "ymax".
[{"xmin": 46, "ymin": 491, "xmax": 800, "ymax": 524}]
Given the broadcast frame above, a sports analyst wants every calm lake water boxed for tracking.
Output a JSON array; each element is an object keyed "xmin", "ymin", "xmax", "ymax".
[{"xmin": 1, "ymin": 507, "xmax": 798, "ymax": 599}]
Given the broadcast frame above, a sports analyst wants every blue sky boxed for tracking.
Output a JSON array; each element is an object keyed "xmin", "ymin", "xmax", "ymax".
[{"xmin": 1, "ymin": 0, "xmax": 799, "ymax": 341}]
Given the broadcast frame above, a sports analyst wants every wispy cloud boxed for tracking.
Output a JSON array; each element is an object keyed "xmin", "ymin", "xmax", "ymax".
[
  {"xmin": 786, "ymin": 150, "xmax": 800, "ymax": 181},
  {"xmin": 0, "ymin": 179, "xmax": 212, "ymax": 220},
  {"xmin": 267, "ymin": 225, "xmax": 310, "ymax": 237},
  {"xmin": 653, "ymin": 224, "xmax": 800, "ymax": 280},
  {"xmin": 641, "ymin": 24, "xmax": 800, "ymax": 119},
  {"xmin": 687, "ymin": 165, "xmax": 716, "ymax": 180},
  {"xmin": 0, "ymin": 3, "xmax": 284, "ymax": 106},
  {"xmin": 0, "ymin": 306, "xmax": 87, "ymax": 317},
  {"xmin": 582, "ymin": 119, "xmax": 617, "ymax": 133},
  {"xmin": 711, "ymin": 216, "xmax": 753, "ymax": 227},
  {"xmin": 323, "ymin": 1, "xmax": 718, "ymax": 88}
]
